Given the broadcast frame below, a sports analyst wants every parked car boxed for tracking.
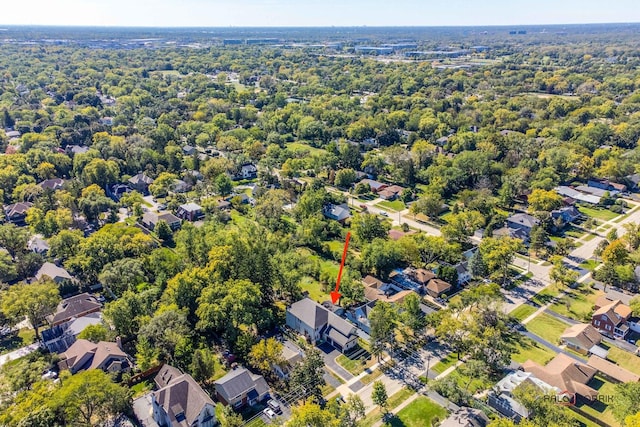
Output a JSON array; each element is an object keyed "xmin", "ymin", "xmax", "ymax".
[
  {"xmin": 268, "ymin": 399, "xmax": 282, "ymax": 413},
  {"xmin": 263, "ymin": 408, "xmax": 277, "ymax": 419},
  {"xmin": 379, "ymin": 211, "xmax": 389, "ymax": 217}
]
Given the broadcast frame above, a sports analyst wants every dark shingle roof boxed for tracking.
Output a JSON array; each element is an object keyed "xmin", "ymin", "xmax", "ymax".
[
  {"xmin": 288, "ymin": 298, "xmax": 329, "ymax": 329},
  {"xmin": 154, "ymin": 369, "xmax": 215, "ymax": 427}
]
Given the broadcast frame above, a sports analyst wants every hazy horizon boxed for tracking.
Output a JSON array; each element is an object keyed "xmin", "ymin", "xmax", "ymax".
[{"xmin": 2, "ymin": 0, "xmax": 640, "ymax": 28}]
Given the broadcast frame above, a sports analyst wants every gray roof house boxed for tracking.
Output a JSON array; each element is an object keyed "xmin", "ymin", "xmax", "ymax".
[
  {"xmin": 142, "ymin": 211, "xmax": 182, "ymax": 231},
  {"xmin": 38, "ymin": 178, "xmax": 65, "ymax": 191},
  {"xmin": 323, "ymin": 203, "xmax": 351, "ymax": 223},
  {"xmin": 286, "ymin": 298, "xmax": 359, "ymax": 352},
  {"xmin": 214, "ymin": 367, "xmax": 270, "ymax": 408},
  {"xmin": 177, "ymin": 202, "xmax": 203, "ymax": 221},
  {"xmin": 36, "ymin": 262, "xmax": 74, "ymax": 285},
  {"xmin": 28, "ymin": 235, "xmax": 50, "ymax": 254},
  {"xmin": 506, "ymin": 213, "xmax": 539, "ymax": 233},
  {"xmin": 128, "ymin": 173, "xmax": 154, "ymax": 194},
  {"xmin": 4, "ymin": 201, "xmax": 33, "ymax": 225},
  {"xmin": 152, "ymin": 365, "xmax": 217, "ymax": 427},
  {"xmin": 42, "ymin": 312, "xmax": 103, "ymax": 353}
]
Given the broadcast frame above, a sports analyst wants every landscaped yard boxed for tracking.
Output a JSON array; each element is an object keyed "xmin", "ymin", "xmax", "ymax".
[
  {"xmin": 358, "ymin": 387, "xmax": 416, "ymax": 427},
  {"xmin": 360, "ymin": 368, "xmax": 383, "ymax": 385},
  {"xmin": 131, "ymin": 380, "xmax": 154, "ymax": 398},
  {"xmin": 285, "ymin": 142, "xmax": 326, "ymax": 155},
  {"xmin": 578, "ymin": 206, "xmax": 620, "ymax": 221},
  {"xmin": 336, "ymin": 348, "xmax": 376, "ymax": 376},
  {"xmin": 376, "ymin": 199, "xmax": 405, "ymax": 212},
  {"xmin": 575, "ymin": 376, "xmax": 620, "ymax": 427},
  {"xmin": 549, "ymin": 285, "xmax": 602, "ymax": 322},
  {"xmin": 531, "ymin": 283, "xmax": 563, "ymax": 306},
  {"xmin": 579, "ymin": 259, "xmax": 599, "ymax": 271},
  {"xmin": 510, "ymin": 304, "xmax": 538, "ymax": 322},
  {"xmin": 526, "ymin": 313, "xmax": 570, "ymax": 345},
  {"xmin": 512, "ymin": 336, "xmax": 556, "ymax": 365},
  {"xmin": 391, "ymin": 396, "xmax": 448, "ymax": 427},
  {"xmin": 0, "ymin": 328, "xmax": 35, "ymax": 355},
  {"xmin": 431, "ymin": 353, "xmax": 460, "ymax": 374},
  {"xmin": 300, "ymin": 276, "xmax": 330, "ymax": 302},
  {"xmin": 607, "ymin": 346, "xmax": 640, "ymax": 375}
]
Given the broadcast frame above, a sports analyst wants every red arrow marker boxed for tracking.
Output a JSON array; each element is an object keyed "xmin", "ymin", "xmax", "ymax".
[{"xmin": 331, "ymin": 232, "xmax": 351, "ymax": 304}]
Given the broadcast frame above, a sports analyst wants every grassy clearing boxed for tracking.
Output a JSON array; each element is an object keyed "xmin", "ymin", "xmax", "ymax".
[
  {"xmin": 300, "ymin": 276, "xmax": 330, "ymax": 302},
  {"xmin": 549, "ymin": 285, "xmax": 601, "ymax": 322},
  {"xmin": 0, "ymin": 328, "xmax": 35, "ymax": 355},
  {"xmin": 432, "ymin": 353, "xmax": 460, "ymax": 374},
  {"xmin": 607, "ymin": 346, "xmax": 640, "ymax": 375},
  {"xmin": 578, "ymin": 207, "xmax": 620, "ymax": 221},
  {"xmin": 336, "ymin": 351, "xmax": 376, "ymax": 376},
  {"xmin": 131, "ymin": 380, "xmax": 154, "ymax": 398},
  {"xmin": 526, "ymin": 313, "xmax": 570, "ymax": 345},
  {"xmin": 512, "ymin": 336, "xmax": 557, "ymax": 365},
  {"xmin": 376, "ymin": 199, "xmax": 405, "ymax": 212},
  {"xmin": 393, "ymin": 396, "xmax": 448, "ymax": 427},
  {"xmin": 565, "ymin": 227, "xmax": 587, "ymax": 239},
  {"xmin": 286, "ymin": 142, "xmax": 326, "ymax": 155},
  {"xmin": 584, "ymin": 233, "xmax": 597, "ymax": 242},
  {"xmin": 510, "ymin": 304, "xmax": 538, "ymax": 321}
]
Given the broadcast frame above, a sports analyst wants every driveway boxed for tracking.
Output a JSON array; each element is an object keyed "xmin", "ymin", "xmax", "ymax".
[
  {"xmin": 132, "ymin": 394, "xmax": 159, "ymax": 427},
  {"xmin": 318, "ymin": 342, "xmax": 354, "ymax": 381},
  {"xmin": 0, "ymin": 342, "xmax": 40, "ymax": 367}
]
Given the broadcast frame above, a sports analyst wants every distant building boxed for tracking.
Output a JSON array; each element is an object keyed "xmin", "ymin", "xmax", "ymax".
[
  {"xmin": 322, "ymin": 203, "xmax": 351, "ymax": 223},
  {"xmin": 59, "ymin": 338, "xmax": 133, "ymax": 374},
  {"xmin": 588, "ymin": 179, "xmax": 627, "ymax": 193},
  {"xmin": 48, "ymin": 292, "xmax": 102, "ymax": 326},
  {"xmin": 592, "ymin": 299, "xmax": 632, "ymax": 339},
  {"xmin": 38, "ymin": 178, "xmax": 64, "ymax": 191},
  {"xmin": 4, "ymin": 201, "xmax": 33, "ymax": 225},
  {"xmin": 235, "ymin": 163, "xmax": 258, "ymax": 180},
  {"xmin": 142, "ymin": 211, "xmax": 182, "ymax": 231},
  {"xmin": 214, "ymin": 367, "xmax": 270, "ymax": 408},
  {"xmin": 36, "ymin": 262, "xmax": 74, "ymax": 285},
  {"xmin": 177, "ymin": 202, "xmax": 203, "ymax": 221},
  {"xmin": 556, "ymin": 186, "xmax": 600, "ymax": 205},
  {"xmin": 440, "ymin": 407, "xmax": 489, "ymax": 427},
  {"xmin": 506, "ymin": 213, "xmax": 539, "ymax": 235},
  {"xmin": 560, "ymin": 324, "xmax": 605, "ymax": 356},
  {"xmin": 521, "ymin": 353, "xmax": 598, "ymax": 402},
  {"xmin": 128, "ymin": 173, "xmax": 154, "ymax": 195}
]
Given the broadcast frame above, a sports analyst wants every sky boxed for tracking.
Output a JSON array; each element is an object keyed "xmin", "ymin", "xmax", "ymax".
[{"xmin": 2, "ymin": 0, "xmax": 640, "ymax": 27}]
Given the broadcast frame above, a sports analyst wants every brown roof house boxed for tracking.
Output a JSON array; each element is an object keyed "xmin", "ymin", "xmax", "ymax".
[
  {"xmin": 48, "ymin": 293, "xmax": 102, "ymax": 326},
  {"xmin": 522, "ymin": 353, "xmax": 598, "ymax": 402},
  {"xmin": 591, "ymin": 299, "xmax": 632, "ymax": 339},
  {"xmin": 426, "ymin": 278, "xmax": 452, "ymax": 298},
  {"xmin": 362, "ymin": 275, "xmax": 413, "ymax": 304},
  {"xmin": 560, "ymin": 324, "xmax": 606, "ymax": 356},
  {"xmin": 214, "ymin": 367, "xmax": 269, "ymax": 409},
  {"xmin": 59, "ymin": 338, "xmax": 133, "ymax": 374},
  {"xmin": 587, "ymin": 355, "xmax": 640, "ymax": 384},
  {"xmin": 152, "ymin": 364, "xmax": 217, "ymax": 427}
]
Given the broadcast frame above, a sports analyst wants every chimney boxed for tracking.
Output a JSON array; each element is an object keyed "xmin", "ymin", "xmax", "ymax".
[{"xmin": 116, "ymin": 336, "xmax": 122, "ymax": 350}]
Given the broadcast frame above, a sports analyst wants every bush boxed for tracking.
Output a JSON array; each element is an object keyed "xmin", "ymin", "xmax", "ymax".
[{"xmin": 610, "ymin": 204, "xmax": 624, "ymax": 214}]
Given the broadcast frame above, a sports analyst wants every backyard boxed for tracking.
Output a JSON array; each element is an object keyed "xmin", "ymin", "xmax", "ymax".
[
  {"xmin": 390, "ymin": 396, "xmax": 448, "ymax": 427},
  {"xmin": 606, "ymin": 346, "xmax": 640, "ymax": 375},
  {"xmin": 578, "ymin": 206, "xmax": 621, "ymax": 221},
  {"xmin": 0, "ymin": 328, "xmax": 35, "ymax": 355},
  {"xmin": 575, "ymin": 376, "xmax": 620, "ymax": 427},
  {"xmin": 376, "ymin": 199, "xmax": 406, "ymax": 212},
  {"xmin": 512, "ymin": 336, "xmax": 556, "ymax": 365}
]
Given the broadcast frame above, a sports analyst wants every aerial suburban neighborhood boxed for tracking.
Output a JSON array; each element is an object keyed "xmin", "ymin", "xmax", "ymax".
[{"xmin": 1, "ymin": 16, "xmax": 640, "ymax": 427}]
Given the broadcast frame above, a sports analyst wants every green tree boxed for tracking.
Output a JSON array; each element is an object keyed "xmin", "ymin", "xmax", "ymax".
[
  {"xmin": 334, "ymin": 168, "xmax": 357, "ymax": 188},
  {"xmin": 479, "ymin": 237, "xmax": 524, "ymax": 285},
  {"xmin": 371, "ymin": 380, "xmax": 389, "ymax": 414},
  {"xmin": 369, "ymin": 301, "xmax": 396, "ymax": 360},
  {"xmin": 54, "ymin": 370, "xmax": 131, "ymax": 426},
  {"xmin": 288, "ymin": 399, "xmax": 341, "ymax": 427},
  {"xmin": 611, "ymin": 382, "xmax": 640, "ymax": 424},
  {"xmin": 77, "ymin": 324, "xmax": 113, "ymax": 342},
  {"xmin": 410, "ymin": 193, "xmax": 443, "ymax": 219},
  {"xmin": 155, "ymin": 219, "xmax": 173, "ymax": 243},
  {"xmin": 248, "ymin": 338, "xmax": 284, "ymax": 374},
  {"xmin": 549, "ymin": 256, "xmax": 579, "ymax": 288},
  {"xmin": 352, "ymin": 213, "xmax": 390, "ymax": 244},
  {"xmin": 0, "ymin": 280, "xmax": 60, "ymax": 338},
  {"xmin": 215, "ymin": 173, "xmax": 233, "ymax": 196},
  {"xmin": 189, "ymin": 347, "xmax": 217, "ymax": 384},
  {"xmin": 289, "ymin": 346, "xmax": 325, "ymax": 401},
  {"xmin": 216, "ymin": 403, "xmax": 244, "ymax": 427},
  {"xmin": 528, "ymin": 188, "xmax": 563, "ymax": 212}
]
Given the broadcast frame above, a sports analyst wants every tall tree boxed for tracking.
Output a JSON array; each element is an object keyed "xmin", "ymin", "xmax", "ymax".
[
  {"xmin": 371, "ymin": 380, "xmax": 389, "ymax": 414},
  {"xmin": 0, "ymin": 280, "xmax": 60, "ymax": 339}
]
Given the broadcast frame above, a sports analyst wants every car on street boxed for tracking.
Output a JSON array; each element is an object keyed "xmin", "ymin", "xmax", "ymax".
[
  {"xmin": 263, "ymin": 408, "xmax": 277, "ymax": 419},
  {"xmin": 379, "ymin": 211, "xmax": 389, "ymax": 217}
]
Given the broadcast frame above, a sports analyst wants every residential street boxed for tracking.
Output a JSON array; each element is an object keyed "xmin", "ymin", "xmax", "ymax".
[{"xmin": 0, "ymin": 343, "xmax": 40, "ymax": 367}]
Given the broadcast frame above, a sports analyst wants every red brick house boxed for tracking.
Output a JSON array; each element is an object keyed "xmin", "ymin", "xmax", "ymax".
[{"xmin": 591, "ymin": 299, "xmax": 632, "ymax": 339}]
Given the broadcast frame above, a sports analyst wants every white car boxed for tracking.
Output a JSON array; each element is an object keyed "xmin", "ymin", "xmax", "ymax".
[
  {"xmin": 379, "ymin": 211, "xmax": 389, "ymax": 217},
  {"xmin": 263, "ymin": 408, "xmax": 277, "ymax": 419}
]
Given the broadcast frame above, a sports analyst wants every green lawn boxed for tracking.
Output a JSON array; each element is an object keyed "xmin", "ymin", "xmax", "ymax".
[
  {"xmin": 578, "ymin": 206, "xmax": 620, "ymax": 221},
  {"xmin": 575, "ymin": 376, "xmax": 620, "ymax": 427},
  {"xmin": 300, "ymin": 276, "xmax": 330, "ymax": 302},
  {"xmin": 392, "ymin": 396, "xmax": 448, "ymax": 427},
  {"xmin": 584, "ymin": 233, "xmax": 597, "ymax": 242},
  {"xmin": 360, "ymin": 369, "xmax": 383, "ymax": 385},
  {"xmin": 607, "ymin": 346, "xmax": 640, "ymax": 375},
  {"xmin": 531, "ymin": 283, "xmax": 563, "ymax": 306},
  {"xmin": 549, "ymin": 285, "xmax": 602, "ymax": 322},
  {"xmin": 512, "ymin": 336, "xmax": 556, "ymax": 365},
  {"xmin": 579, "ymin": 259, "xmax": 599, "ymax": 271},
  {"xmin": 131, "ymin": 380, "xmax": 154, "ymax": 398},
  {"xmin": 431, "ymin": 353, "xmax": 459, "ymax": 374},
  {"xmin": 0, "ymin": 328, "xmax": 35, "ymax": 355},
  {"xmin": 510, "ymin": 304, "xmax": 538, "ymax": 322},
  {"xmin": 376, "ymin": 200, "xmax": 405, "ymax": 212},
  {"xmin": 358, "ymin": 387, "xmax": 416, "ymax": 427},
  {"xmin": 526, "ymin": 313, "xmax": 570, "ymax": 345},
  {"xmin": 336, "ymin": 350, "xmax": 376, "ymax": 376},
  {"xmin": 286, "ymin": 142, "xmax": 327, "ymax": 155},
  {"xmin": 565, "ymin": 227, "xmax": 587, "ymax": 239}
]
